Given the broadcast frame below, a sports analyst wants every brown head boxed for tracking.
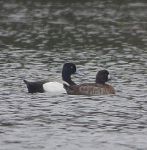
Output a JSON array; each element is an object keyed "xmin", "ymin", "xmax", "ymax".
[{"xmin": 95, "ymin": 70, "xmax": 109, "ymax": 84}]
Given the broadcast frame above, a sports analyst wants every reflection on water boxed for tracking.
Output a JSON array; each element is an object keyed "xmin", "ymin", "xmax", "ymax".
[{"xmin": 0, "ymin": 0, "xmax": 147, "ymax": 150}]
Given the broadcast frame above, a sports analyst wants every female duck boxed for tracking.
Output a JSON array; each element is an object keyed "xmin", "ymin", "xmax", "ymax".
[
  {"xmin": 64, "ymin": 70, "xmax": 115, "ymax": 96},
  {"xmin": 24, "ymin": 63, "xmax": 76, "ymax": 93}
]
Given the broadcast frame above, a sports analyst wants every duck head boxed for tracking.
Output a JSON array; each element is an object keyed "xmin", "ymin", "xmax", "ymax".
[
  {"xmin": 62, "ymin": 63, "xmax": 76, "ymax": 85},
  {"xmin": 95, "ymin": 70, "xmax": 109, "ymax": 84}
]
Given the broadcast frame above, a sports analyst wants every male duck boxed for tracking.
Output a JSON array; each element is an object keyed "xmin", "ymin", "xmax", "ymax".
[
  {"xmin": 64, "ymin": 70, "xmax": 115, "ymax": 96},
  {"xmin": 24, "ymin": 63, "xmax": 77, "ymax": 93}
]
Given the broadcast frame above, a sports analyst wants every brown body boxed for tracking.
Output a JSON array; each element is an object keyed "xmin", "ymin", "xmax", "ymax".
[
  {"xmin": 65, "ymin": 83, "xmax": 115, "ymax": 96},
  {"xmin": 64, "ymin": 69, "xmax": 115, "ymax": 96}
]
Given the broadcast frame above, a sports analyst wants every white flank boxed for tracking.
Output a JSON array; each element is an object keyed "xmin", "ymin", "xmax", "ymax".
[{"xmin": 43, "ymin": 82, "xmax": 66, "ymax": 94}]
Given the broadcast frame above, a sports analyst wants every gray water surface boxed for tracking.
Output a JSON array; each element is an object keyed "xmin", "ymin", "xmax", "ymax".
[{"xmin": 0, "ymin": 1, "xmax": 147, "ymax": 150}]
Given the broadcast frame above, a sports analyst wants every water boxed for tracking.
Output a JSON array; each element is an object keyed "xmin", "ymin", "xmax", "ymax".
[{"xmin": 0, "ymin": 0, "xmax": 147, "ymax": 149}]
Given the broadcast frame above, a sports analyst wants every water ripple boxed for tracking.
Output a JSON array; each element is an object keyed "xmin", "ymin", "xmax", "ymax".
[{"xmin": 1, "ymin": 0, "xmax": 147, "ymax": 150}]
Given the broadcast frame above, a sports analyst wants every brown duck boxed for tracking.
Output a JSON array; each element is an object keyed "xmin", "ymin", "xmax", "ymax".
[{"xmin": 64, "ymin": 70, "xmax": 115, "ymax": 96}]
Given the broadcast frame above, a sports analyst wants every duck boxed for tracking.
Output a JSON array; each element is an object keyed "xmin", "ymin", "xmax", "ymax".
[
  {"xmin": 63, "ymin": 70, "xmax": 115, "ymax": 96},
  {"xmin": 24, "ymin": 63, "xmax": 77, "ymax": 93}
]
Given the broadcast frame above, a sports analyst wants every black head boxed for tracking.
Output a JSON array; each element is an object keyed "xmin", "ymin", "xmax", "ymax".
[
  {"xmin": 95, "ymin": 70, "xmax": 109, "ymax": 84},
  {"xmin": 62, "ymin": 63, "xmax": 76, "ymax": 83}
]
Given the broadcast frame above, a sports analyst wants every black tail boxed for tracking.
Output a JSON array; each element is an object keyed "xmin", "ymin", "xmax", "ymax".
[
  {"xmin": 23, "ymin": 80, "xmax": 28, "ymax": 85},
  {"xmin": 23, "ymin": 80, "xmax": 45, "ymax": 93}
]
